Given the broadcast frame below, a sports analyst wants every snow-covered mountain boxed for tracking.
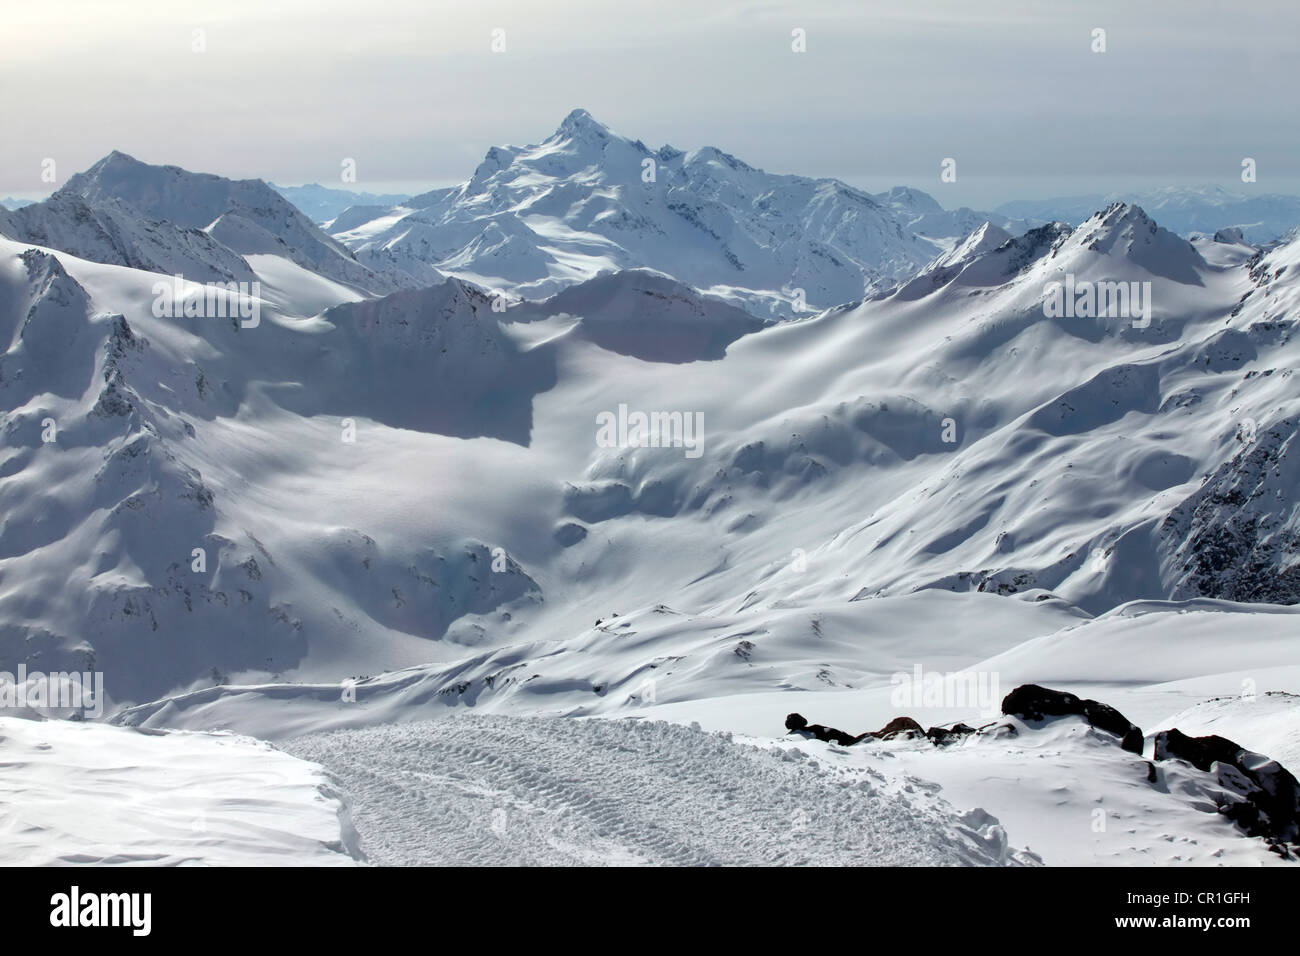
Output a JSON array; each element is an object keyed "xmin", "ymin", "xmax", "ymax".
[
  {"xmin": 0, "ymin": 189, "xmax": 258, "ymax": 284},
  {"xmin": 872, "ymin": 185, "xmax": 1024, "ymax": 246},
  {"xmin": 331, "ymin": 109, "xmax": 1027, "ymax": 317},
  {"xmin": 0, "ymin": 152, "xmax": 419, "ymax": 297},
  {"xmin": 5, "ymin": 187, "xmax": 1296, "ymax": 705},
  {"xmin": 997, "ymin": 186, "xmax": 1300, "ymax": 245}
]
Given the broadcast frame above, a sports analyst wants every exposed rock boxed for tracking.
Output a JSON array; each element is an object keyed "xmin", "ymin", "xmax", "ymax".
[
  {"xmin": 926, "ymin": 722, "xmax": 977, "ymax": 746},
  {"xmin": 1154, "ymin": 728, "xmax": 1243, "ymax": 772},
  {"xmin": 870, "ymin": 715, "xmax": 925, "ymax": 740},
  {"xmin": 1154, "ymin": 728, "xmax": 1300, "ymax": 848},
  {"xmin": 1160, "ymin": 417, "xmax": 1300, "ymax": 605},
  {"xmin": 784, "ymin": 712, "xmax": 859, "ymax": 747},
  {"xmin": 1001, "ymin": 684, "xmax": 1144, "ymax": 754}
]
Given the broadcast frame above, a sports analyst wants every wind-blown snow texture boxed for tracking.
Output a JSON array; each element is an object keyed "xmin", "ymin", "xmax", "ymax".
[
  {"xmin": 2, "ymin": 114, "xmax": 1300, "ymax": 866},
  {"xmin": 284, "ymin": 715, "xmax": 1035, "ymax": 866}
]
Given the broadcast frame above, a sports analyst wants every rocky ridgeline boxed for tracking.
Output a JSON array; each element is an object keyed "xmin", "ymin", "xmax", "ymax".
[{"xmin": 1161, "ymin": 418, "xmax": 1300, "ymax": 605}]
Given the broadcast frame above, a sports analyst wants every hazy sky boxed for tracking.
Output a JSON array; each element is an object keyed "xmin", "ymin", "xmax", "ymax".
[{"xmin": 3, "ymin": 0, "xmax": 1296, "ymax": 207}]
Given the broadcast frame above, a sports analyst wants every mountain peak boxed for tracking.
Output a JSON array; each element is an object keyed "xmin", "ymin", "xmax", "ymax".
[
  {"xmin": 76, "ymin": 150, "xmax": 146, "ymax": 183},
  {"xmin": 1063, "ymin": 201, "xmax": 1207, "ymax": 280},
  {"xmin": 87, "ymin": 150, "xmax": 148, "ymax": 174},
  {"xmin": 684, "ymin": 145, "xmax": 757, "ymax": 175},
  {"xmin": 953, "ymin": 220, "xmax": 1014, "ymax": 258},
  {"xmin": 555, "ymin": 108, "xmax": 611, "ymax": 139},
  {"xmin": 880, "ymin": 186, "xmax": 943, "ymax": 213},
  {"xmin": 1079, "ymin": 202, "xmax": 1160, "ymax": 246},
  {"xmin": 1101, "ymin": 200, "xmax": 1154, "ymax": 225}
]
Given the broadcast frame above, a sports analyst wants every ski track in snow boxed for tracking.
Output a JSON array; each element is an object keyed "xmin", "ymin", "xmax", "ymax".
[{"xmin": 284, "ymin": 715, "xmax": 1033, "ymax": 866}]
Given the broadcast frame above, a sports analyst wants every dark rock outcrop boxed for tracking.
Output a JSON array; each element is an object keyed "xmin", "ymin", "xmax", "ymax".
[
  {"xmin": 869, "ymin": 716, "xmax": 925, "ymax": 740},
  {"xmin": 1001, "ymin": 684, "xmax": 1145, "ymax": 754},
  {"xmin": 1154, "ymin": 728, "xmax": 1244, "ymax": 772},
  {"xmin": 1160, "ymin": 417, "xmax": 1300, "ymax": 605},
  {"xmin": 782, "ymin": 713, "xmax": 931, "ymax": 745},
  {"xmin": 784, "ymin": 712, "xmax": 859, "ymax": 746},
  {"xmin": 926, "ymin": 722, "xmax": 976, "ymax": 746},
  {"xmin": 1154, "ymin": 728, "xmax": 1300, "ymax": 848}
]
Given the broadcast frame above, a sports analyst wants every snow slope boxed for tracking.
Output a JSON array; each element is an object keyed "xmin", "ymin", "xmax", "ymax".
[
  {"xmin": 112, "ymin": 591, "xmax": 1084, "ymax": 738},
  {"xmin": 112, "ymin": 593, "xmax": 1300, "ymax": 770},
  {"xmin": 0, "ymin": 717, "xmax": 362, "ymax": 866},
  {"xmin": 1158, "ymin": 691, "xmax": 1300, "ymax": 772}
]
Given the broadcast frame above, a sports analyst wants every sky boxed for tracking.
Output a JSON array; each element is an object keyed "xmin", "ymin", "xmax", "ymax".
[{"xmin": 2, "ymin": 0, "xmax": 1297, "ymax": 208}]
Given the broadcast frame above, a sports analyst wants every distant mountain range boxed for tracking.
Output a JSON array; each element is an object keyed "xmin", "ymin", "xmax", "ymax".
[
  {"xmin": 270, "ymin": 183, "xmax": 411, "ymax": 224},
  {"xmin": 997, "ymin": 186, "xmax": 1300, "ymax": 244},
  {"xmin": 326, "ymin": 109, "xmax": 1035, "ymax": 316},
  {"xmin": 6, "ymin": 122, "xmax": 1299, "ymax": 319},
  {"xmin": 320, "ymin": 111, "xmax": 1300, "ymax": 315}
]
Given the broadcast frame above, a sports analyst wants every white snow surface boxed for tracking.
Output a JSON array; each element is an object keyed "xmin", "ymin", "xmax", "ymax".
[
  {"xmin": 0, "ymin": 717, "xmax": 362, "ymax": 866},
  {"xmin": 806, "ymin": 716, "xmax": 1291, "ymax": 867},
  {"xmin": 283, "ymin": 714, "xmax": 1036, "ymax": 866}
]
